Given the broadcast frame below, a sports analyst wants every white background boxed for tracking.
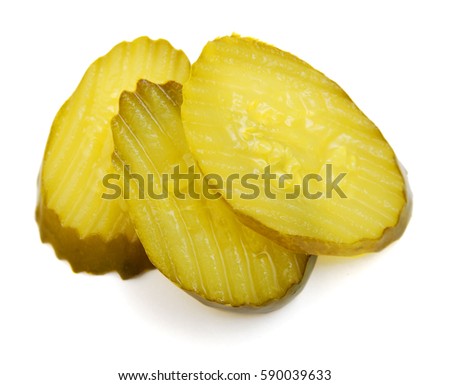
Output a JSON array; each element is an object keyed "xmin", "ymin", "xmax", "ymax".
[{"xmin": 1, "ymin": 1, "xmax": 449, "ymax": 384}]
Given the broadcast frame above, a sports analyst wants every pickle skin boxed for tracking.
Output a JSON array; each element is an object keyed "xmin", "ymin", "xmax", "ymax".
[
  {"xmin": 237, "ymin": 181, "xmax": 412, "ymax": 256},
  {"xmin": 188, "ymin": 254, "xmax": 317, "ymax": 313},
  {"xmin": 36, "ymin": 200, "xmax": 151, "ymax": 279}
]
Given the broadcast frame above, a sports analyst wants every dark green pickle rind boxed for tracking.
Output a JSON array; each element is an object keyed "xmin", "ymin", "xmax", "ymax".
[
  {"xmin": 186, "ymin": 255, "xmax": 317, "ymax": 312},
  {"xmin": 36, "ymin": 195, "xmax": 153, "ymax": 280}
]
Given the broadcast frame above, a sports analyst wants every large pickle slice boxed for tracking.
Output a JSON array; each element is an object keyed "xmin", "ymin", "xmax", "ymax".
[
  {"xmin": 112, "ymin": 80, "xmax": 314, "ymax": 308},
  {"xmin": 37, "ymin": 37, "xmax": 191, "ymax": 278},
  {"xmin": 181, "ymin": 35, "xmax": 411, "ymax": 256}
]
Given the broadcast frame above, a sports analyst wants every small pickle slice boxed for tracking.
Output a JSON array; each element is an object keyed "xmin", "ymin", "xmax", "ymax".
[
  {"xmin": 181, "ymin": 35, "xmax": 411, "ymax": 256},
  {"xmin": 37, "ymin": 37, "xmax": 191, "ymax": 278},
  {"xmin": 112, "ymin": 80, "xmax": 313, "ymax": 308}
]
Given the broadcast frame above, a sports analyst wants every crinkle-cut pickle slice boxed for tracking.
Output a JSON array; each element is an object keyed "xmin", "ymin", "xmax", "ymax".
[
  {"xmin": 112, "ymin": 79, "xmax": 313, "ymax": 308},
  {"xmin": 181, "ymin": 35, "xmax": 411, "ymax": 256},
  {"xmin": 36, "ymin": 37, "xmax": 191, "ymax": 279}
]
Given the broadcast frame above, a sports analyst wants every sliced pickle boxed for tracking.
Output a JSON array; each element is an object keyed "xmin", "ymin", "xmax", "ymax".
[
  {"xmin": 37, "ymin": 37, "xmax": 191, "ymax": 278},
  {"xmin": 112, "ymin": 80, "xmax": 313, "ymax": 308},
  {"xmin": 181, "ymin": 35, "xmax": 411, "ymax": 256}
]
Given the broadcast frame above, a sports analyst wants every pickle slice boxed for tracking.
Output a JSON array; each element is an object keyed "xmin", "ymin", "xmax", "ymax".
[
  {"xmin": 112, "ymin": 80, "xmax": 313, "ymax": 308},
  {"xmin": 181, "ymin": 35, "xmax": 411, "ymax": 256},
  {"xmin": 37, "ymin": 37, "xmax": 191, "ymax": 278}
]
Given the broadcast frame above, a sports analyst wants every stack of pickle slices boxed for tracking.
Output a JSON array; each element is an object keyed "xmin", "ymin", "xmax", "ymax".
[{"xmin": 36, "ymin": 35, "xmax": 411, "ymax": 310}]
